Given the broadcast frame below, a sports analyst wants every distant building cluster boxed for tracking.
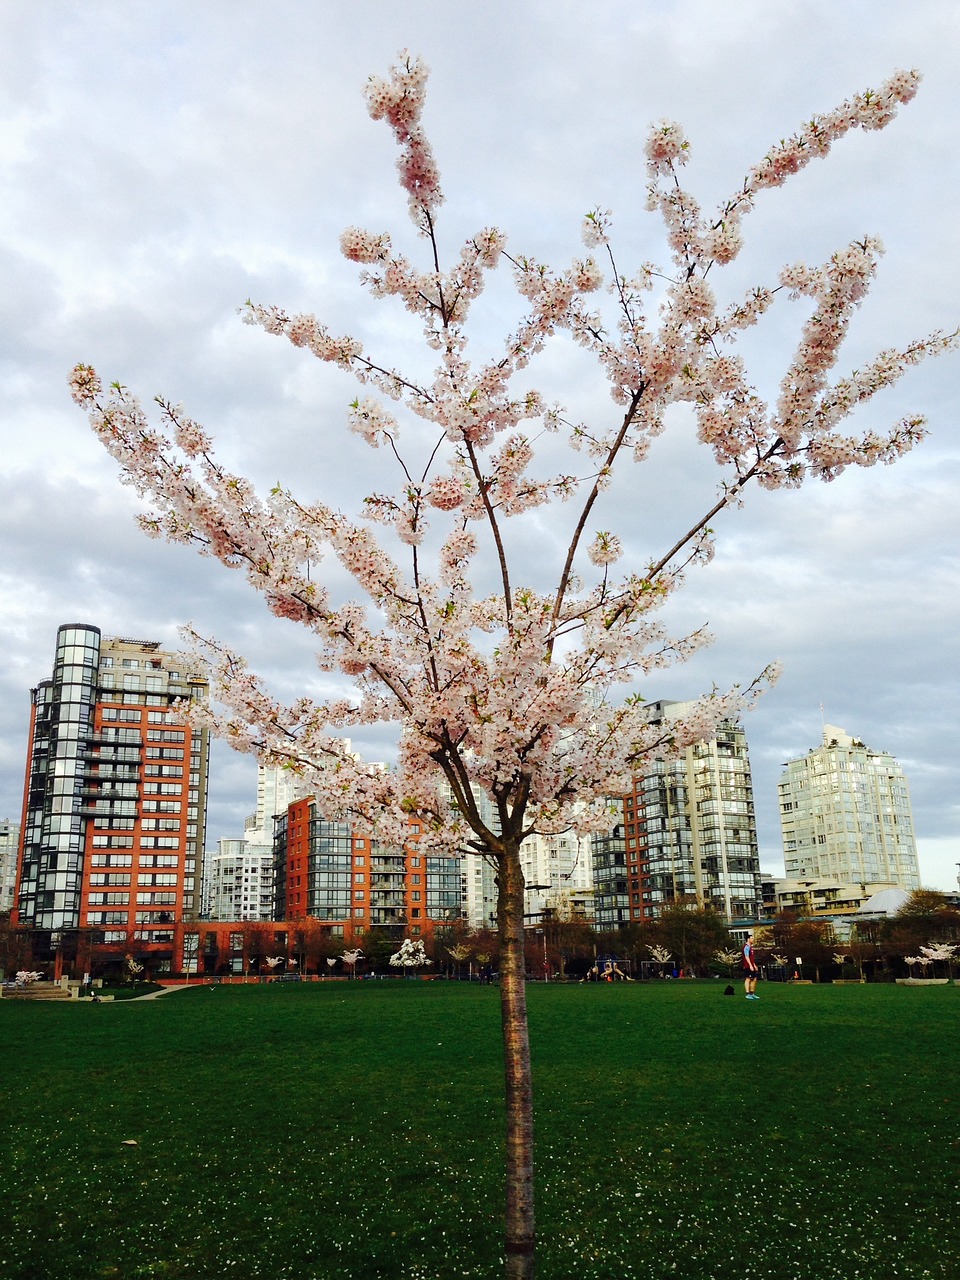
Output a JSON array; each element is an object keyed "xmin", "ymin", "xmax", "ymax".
[{"xmin": 3, "ymin": 621, "xmax": 930, "ymax": 978}]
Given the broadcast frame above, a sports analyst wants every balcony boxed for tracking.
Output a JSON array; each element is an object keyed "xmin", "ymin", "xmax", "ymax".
[
  {"xmin": 369, "ymin": 909, "xmax": 407, "ymax": 926},
  {"xmin": 371, "ymin": 890, "xmax": 406, "ymax": 907}
]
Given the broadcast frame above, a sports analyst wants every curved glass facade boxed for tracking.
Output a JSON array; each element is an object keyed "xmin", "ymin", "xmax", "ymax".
[{"xmin": 17, "ymin": 625, "xmax": 101, "ymax": 930}]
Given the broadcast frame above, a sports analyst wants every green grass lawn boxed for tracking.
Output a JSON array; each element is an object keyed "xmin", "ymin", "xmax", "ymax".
[{"xmin": 1, "ymin": 980, "xmax": 957, "ymax": 1279}]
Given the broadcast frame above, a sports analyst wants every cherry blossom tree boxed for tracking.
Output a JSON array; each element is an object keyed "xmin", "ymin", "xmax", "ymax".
[
  {"xmin": 446, "ymin": 942, "xmax": 472, "ymax": 978},
  {"xmin": 71, "ymin": 54, "xmax": 956, "ymax": 1279},
  {"xmin": 390, "ymin": 936, "xmax": 431, "ymax": 974},
  {"xmin": 648, "ymin": 944, "xmax": 673, "ymax": 978}
]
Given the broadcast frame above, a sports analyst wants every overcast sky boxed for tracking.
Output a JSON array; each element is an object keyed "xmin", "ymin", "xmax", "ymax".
[{"xmin": 1, "ymin": 1, "xmax": 957, "ymax": 890}]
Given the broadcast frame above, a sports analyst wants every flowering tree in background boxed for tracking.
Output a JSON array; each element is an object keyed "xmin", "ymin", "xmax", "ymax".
[
  {"xmin": 390, "ymin": 937, "xmax": 431, "ymax": 975},
  {"xmin": 447, "ymin": 942, "xmax": 472, "ymax": 978},
  {"xmin": 907, "ymin": 942, "xmax": 958, "ymax": 980},
  {"xmin": 71, "ymin": 54, "xmax": 956, "ymax": 1278},
  {"xmin": 713, "ymin": 947, "xmax": 742, "ymax": 979}
]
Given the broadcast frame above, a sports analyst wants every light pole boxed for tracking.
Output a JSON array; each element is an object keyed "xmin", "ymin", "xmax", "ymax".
[{"xmin": 525, "ymin": 883, "xmax": 551, "ymax": 981}]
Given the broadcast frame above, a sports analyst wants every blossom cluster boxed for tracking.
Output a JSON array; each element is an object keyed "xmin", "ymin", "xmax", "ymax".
[{"xmin": 363, "ymin": 51, "xmax": 443, "ymax": 226}]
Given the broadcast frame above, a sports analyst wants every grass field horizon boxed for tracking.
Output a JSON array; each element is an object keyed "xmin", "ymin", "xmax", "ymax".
[{"xmin": 2, "ymin": 981, "xmax": 957, "ymax": 1279}]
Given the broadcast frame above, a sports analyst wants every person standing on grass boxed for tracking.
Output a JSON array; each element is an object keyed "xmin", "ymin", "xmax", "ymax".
[{"xmin": 742, "ymin": 934, "xmax": 760, "ymax": 1000}]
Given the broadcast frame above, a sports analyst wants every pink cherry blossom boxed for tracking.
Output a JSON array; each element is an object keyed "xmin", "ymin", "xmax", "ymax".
[{"xmin": 73, "ymin": 60, "xmax": 958, "ymax": 1280}]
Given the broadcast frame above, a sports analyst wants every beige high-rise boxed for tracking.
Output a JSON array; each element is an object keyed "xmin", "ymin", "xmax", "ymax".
[{"xmin": 778, "ymin": 725, "xmax": 920, "ymax": 889}]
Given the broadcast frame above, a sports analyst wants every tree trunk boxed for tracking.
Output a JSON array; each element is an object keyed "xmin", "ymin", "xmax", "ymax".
[{"xmin": 497, "ymin": 841, "xmax": 536, "ymax": 1278}]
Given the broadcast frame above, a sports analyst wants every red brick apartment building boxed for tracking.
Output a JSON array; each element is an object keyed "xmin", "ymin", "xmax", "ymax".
[
  {"xmin": 272, "ymin": 797, "xmax": 462, "ymax": 943},
  {"xmin": 13, "ymin": 624, "xmax": 209, "ymax": 974}
]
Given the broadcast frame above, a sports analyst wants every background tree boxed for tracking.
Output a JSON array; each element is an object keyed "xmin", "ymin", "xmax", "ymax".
[
  {"xmin": 446, "ymin": 943, "xmax": 472, "ymax": 979},
  {"xmin": 541, "ymin": 914, "xmax": 595, "ymax": 980},
  {"xmin": 242, "ymin": 922, "xmax": 274, "ymax": 978},
  {"xmin": 844, "ymin": 937, "xmax": 879, "ymax": 981},
  {"xmin": 0, "ymin": 917, "xmax": 33, "ymax": 981},
  {"xmin": 357, "ymin": 928, "xmax": 399, "ymax": 974},
  {"xmin": 897, "ymin": 889, "xmax": 956, "ymax": 920},
  {"xmin": 470, "ymin": 926, "xmax": 500, "ymax": 977},
  {"xmin": 430, "ymin": 917, "xmax": 474, "ymax": 970},
  {"xmin": 390, "ymin": 937, "xmax": 431, "ymax": 976},
  {"xmin": 879, "ymin": 891, "xmax": 960, "ymax": 972},
  {"xmin": 71, "ymin": 55, "xmax": 956, "ymax": 1279},
  {"xmin": 298, "ymin": 920, "xmax": 340, "ymax": 975},
  {"xmin": 770, "ymin": 916, "xmax": 835, "ymax": 981},
  {"xmin": 712, "ymin": 947, "xmax": 743, "ymax": 980},
  {"xmin": 653, "ymin": 903, "xmax": 729, "ymax": 975}
]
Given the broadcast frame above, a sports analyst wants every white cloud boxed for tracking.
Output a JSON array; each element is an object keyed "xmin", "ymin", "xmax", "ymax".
[{"xmin": 0, "ymin": 1, "xmax": 957, "ymax": 889}]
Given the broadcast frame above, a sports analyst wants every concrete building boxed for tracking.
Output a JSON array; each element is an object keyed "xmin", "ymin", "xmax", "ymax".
[
  {"xmin": 199, "ymin": 762, "xmax": 309, "ymax": 921},
  {"xmin": 591, "ymin": 826, "xmax": 629, "ymax": 931},
  {"xmin": 247, "ymin": 763, "xmax": 311, "ymax": 844},
  {"xmin": 13, "ymin": 624, "xmax": 210, "ymax": 968},
  {"xmin": 206, "ymin": 837, "xmax": 275, "ymax": 921},
  {"xmin": 435, "ymin": 778, "xmax": 496, "ymax": 930},
  {"xmin": 778, "ymin": 725, "xmax": 920, "ymax": 890},
  {"xmin": 593, "ymin": 701, "xmax": 761, "ymax": 927},
  {"xmin": 761, "ymin": 876, "xmax": 903, "ymax": 919},
  {"xmin": 0, "ymin": 820, "xmax": 20, "ymax": 914},
  {"xmin": 520, "ymin": 830, "xmax": 595, "ymax": 926}
]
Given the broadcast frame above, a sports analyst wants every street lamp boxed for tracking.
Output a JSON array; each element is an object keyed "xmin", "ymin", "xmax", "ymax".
[{"xmin": 525, "ymin": 884, "xmax": 551, "ymax": 982}]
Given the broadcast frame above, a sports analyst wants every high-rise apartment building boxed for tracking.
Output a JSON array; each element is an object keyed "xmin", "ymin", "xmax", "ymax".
[
  {"xmin": 778, "ymin": 724, "xmax": 920, "ymax": 889},
  {"xmin": 0, "ymin": 819, "xmax": 21, "ymax": 914},
  {"xmin": 14, "ymin": 625, "xmax": 210, "ymax": 964},
  {"xmin": 519, "ymin": 831, "xmax": 594, "ymax": 926},
  {"xmin": 205, "ymin": 837, "xmax": 275, "ymax": 921},
  {"xmin": 593, "ymin": 700, "xmax": 761, "ymax": 927},
  {"xmin": 436, "ymin": 777, "xmax": 498, "ymax": 931},
  {"xmin": 245, "ymin": 763, "xmax": 312, "ymax": 844},
  {"xmin": 273, "ymin": 797, "xmax": 462, "ymax": 941}
]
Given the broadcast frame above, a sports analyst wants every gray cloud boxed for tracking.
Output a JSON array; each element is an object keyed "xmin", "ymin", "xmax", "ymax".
[{"xmin": 1, "ymin": 1, "xmax": 957, "ymax": 890}]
